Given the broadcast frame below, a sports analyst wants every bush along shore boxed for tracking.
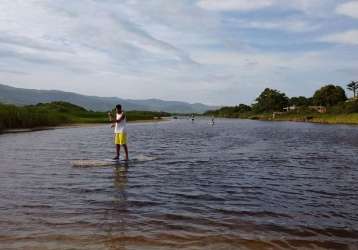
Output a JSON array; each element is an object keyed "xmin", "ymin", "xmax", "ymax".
[
  {"xmin": 0, "ymin": 101, "xmax": 170, "ymax": 133},
  {"xmin": 205, "ymin": 82, "xmax": 358, "ymax": 125}
]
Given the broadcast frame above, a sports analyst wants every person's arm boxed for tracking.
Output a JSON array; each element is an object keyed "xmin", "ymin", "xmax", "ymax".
[
  {"xmin": 108, "ymin": 112, "xmax": 116, "ymax": 128},
  {"xmin": 115, "ymin": 112, "xmax": 126, "ymax": 123}
]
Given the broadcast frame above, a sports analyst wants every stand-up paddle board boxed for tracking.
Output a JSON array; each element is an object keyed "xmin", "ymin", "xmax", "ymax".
[
  {"xmin": 71, "ymin": 154, "xmax": 157, "ymax": 167},
  {"xmin": 71, "ymin": 159, "xmax": 125, "ymax": 167}
]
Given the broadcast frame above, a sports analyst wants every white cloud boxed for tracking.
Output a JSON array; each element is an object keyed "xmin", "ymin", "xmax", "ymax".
[
  {"xmin": 0, "ymin": 0, "xmax": 356, "ymax": 105},
  {"xmin": 321, "ymin": 30, "xmax": 358, "ymax": 45},
  {"xmin": 197, "ymin": 0, "xmax": 274, "ymax": 11},
  {"xmin": 232, "ymin": 19, "xmax": 319, "ymax": 32},
  {"xmin": 197, "ymin": 0, "xmax": 335, "ymax": 15},
  {"xmin": 0, "ymin": 0, "xmax": 197, "ymax": 73},
  {"xmin": 279, "ymin": 0, "xmax": 335, "ymax": 15},
  {"xmin": 336, "ymin": 1, "xmax": 358, "ymax": 19}
]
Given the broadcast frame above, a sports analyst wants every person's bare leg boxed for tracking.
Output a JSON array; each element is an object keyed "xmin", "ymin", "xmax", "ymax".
[
  {"xmin": 114, "ymin": 144, "xmax": 120, "ymax": 160},
  {"xmin": 123, "ymin": 144, "xmax": 129, "ymax": 161}
]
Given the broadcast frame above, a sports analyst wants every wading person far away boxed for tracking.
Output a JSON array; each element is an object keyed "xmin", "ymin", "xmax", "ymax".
[{"xmin": 108, "ymin": 104, "xmax": 129, "ymax": 161}]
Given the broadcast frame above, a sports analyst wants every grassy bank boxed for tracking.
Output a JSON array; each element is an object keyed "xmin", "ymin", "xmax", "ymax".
[
  {"xmin": 204, "ymin": 83, "xmax": 358, "ymax": 125},
  {"xmin": 261, "ymin": 112, "xmax": 358, "ymax": 125},
  {"xmin": 206, "ymin": 108, "xmax": 358, "ymax": 125},
  {"xmin": 209, "ymin": 111, "xmax": 358, "ymax": 125},
  {"xmin": 205, "ymin": 98, "xmax": 358, "ymax": 125},
  {"xmin": 0, "ymin": 101, "xmax": 170, "ymax": 132}
]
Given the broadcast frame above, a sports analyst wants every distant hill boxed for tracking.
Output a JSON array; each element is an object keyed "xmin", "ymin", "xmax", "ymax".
[{"xmin": 0, "ymin": 84, "xmax": 215, "ymax": 113}]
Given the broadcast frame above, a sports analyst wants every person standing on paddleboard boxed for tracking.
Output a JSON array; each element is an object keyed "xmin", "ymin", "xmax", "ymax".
[{"xmin": 108, "ymin": 104, "xmax": 129, "ymax": 161}]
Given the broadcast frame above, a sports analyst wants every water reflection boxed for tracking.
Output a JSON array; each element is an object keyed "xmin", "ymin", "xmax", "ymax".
[
  {"xmin": 104, "ymin": 163, "xmax": 129, "ymax": 250},
  {"xmin": 113, "ymin": 163, "xmax": 129, "ymax": 194}
]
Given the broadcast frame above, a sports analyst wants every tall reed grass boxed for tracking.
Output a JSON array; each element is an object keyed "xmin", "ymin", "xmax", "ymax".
[{"xmin": 0, "ymin": 101, "xmax": 170, "ymax": 132}]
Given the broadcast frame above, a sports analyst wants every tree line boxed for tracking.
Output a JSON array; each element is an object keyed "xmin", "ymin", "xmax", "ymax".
[{"xmin": 205, "ymin": 81, "xmax": 358, "ymax": 117}]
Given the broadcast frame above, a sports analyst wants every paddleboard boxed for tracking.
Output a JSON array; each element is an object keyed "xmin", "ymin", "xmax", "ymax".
[
  {"xmin": 71, "ymin": 154, "xmax": 157, "ymax": 167},
  {"xmin": 71, "ymin": 159, "xmax": 125, "ymax": 167}
]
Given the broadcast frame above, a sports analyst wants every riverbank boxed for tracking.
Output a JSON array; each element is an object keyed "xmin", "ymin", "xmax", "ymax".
[
  {"xmin": 1, "ymin": 118, "xmax": 171, "ymax": 134},
  {"xmin": 0, "ymin": 101, "xmax": 170, "ymax": 133},
  {"xmin": 251, "ymin": 113, "xmax": 358, "ymax": 125}
]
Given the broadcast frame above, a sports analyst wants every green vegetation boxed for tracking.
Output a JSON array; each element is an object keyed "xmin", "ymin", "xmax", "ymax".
[
  {"xmin": 254, "ymin": 112, "xmax": 358, "ymax": 125},
  {"xmin": 289, "ymin": 96, "xmax": 312, "ymax": 107},
  {"xmin": 205, "ymin": 82, "xmax": 358, "ymax": 125},
  {"xmin": 0, "ymin": 102, "xmax": 70, "ymax": 131},
  {"xmin": 252, "ymin": 88, "xmax": 289, "ymax": 113},
  {"xmin": 125, "ymin": 110, "xmax": 170, "ymax": 122},
  {"xmin": 0, "ymin": 101, "xmax": 170, "ymax": 132},
  {"xmin": 205, "ymin": 104, "xmax": 252, "ymax": 118},
  {"xmin": 312, "ymin": 85, "xmax": 347, "ymax": 106}
]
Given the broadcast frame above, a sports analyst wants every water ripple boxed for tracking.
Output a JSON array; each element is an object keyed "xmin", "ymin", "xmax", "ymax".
[{"xmin": 1, "ymin": 119, "xmax": 358, "ymax": 249}]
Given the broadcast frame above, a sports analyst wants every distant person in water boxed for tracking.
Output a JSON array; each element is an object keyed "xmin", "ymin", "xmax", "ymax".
[
  {"xmin": 108, "ymin": 104, "xmax": 129, "ymax": 161},
  {"xmin": 191, "ymin": 114, "xmax": 195, "ymax": 122},
  {"xmin": 211, "ymin": 115, "xmax": 215, "ymax": 126}
]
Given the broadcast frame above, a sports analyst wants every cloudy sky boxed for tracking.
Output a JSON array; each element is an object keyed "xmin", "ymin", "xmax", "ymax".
[{"xmin": 0, "ymin": 0, "xmax": 357, "ymax": 105}]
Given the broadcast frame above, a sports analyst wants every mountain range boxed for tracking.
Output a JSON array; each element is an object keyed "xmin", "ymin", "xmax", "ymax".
[{"xmin": 0, "ymin": 84, "xmax": 215, "ymax": 113}]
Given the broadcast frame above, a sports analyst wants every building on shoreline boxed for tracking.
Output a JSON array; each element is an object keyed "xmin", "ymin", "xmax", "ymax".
[
  {"xmin": 283, "ymin": 106, "xmax": 297, "ymax": 112},
  {"xmin": 308, "ymin": 106, "xmax": 327, "ymax": 113}
]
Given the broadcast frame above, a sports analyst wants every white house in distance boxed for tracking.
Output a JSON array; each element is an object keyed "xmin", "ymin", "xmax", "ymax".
[
  {"xmin": 282, "ymin": 105, "xmax": 327, "ymax": 113},
  {"xmin": 308, "ymin": 106, "xmax": 327, "ymax": 113},
  {"xmin": 283, "ymin": 105, "xmax": 297, "ymax": 112}
]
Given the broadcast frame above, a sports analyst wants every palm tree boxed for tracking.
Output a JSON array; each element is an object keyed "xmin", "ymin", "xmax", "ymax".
[{"xmin": 347, "ymin": 81, "xmax": 358, "ymax": 99}]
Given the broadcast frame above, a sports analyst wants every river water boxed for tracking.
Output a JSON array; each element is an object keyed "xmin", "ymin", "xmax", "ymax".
[{"xmin": 1, "ymin": 118, "xmax": 358, "ymax": 249}]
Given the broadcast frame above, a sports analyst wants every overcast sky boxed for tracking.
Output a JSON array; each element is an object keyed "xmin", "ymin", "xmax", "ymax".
[{"xmin": 0, "ymin": 0, "xmax": 357, "ymax": 105}]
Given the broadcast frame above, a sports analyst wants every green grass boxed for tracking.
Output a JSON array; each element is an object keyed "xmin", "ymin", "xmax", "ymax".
[
  {"xmin": 0, "ymin": 101, "xmax": 170, "ymax": 132},
  {"xmin": 206, "ymin": 109, "xmax": 358, "ymax": 125},
  {"xmin": 258, "ymin": 112, "xmax": 358, "ymax": 125},
  {"xmin": 308, "ymin": 113, "xmax": 358, "ymax": 124},
  {"xmin": 207, "ymin": 100, "xmax": 358, "ymax": 125},
  {"xmin": 125, "ymin": 110, "xmax": 169, "ymax": 122}
]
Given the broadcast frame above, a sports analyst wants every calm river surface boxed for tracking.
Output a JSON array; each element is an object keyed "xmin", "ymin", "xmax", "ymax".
[{"xmin": 1, "ymin": 118, "xmax": 358, "ymax": 250}]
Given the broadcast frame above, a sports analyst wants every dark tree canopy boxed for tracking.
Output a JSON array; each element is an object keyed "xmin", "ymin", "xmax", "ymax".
[
  {"xmin": 312, "ymin": 85, "xmax": 347, "ymax": 106},
  {"xmin": 205, "ymin": 104, "xmax": 252, "ymax": 117},
  {"xmin": 235, "ymin": 104, "xmax": 252, "ymax": 113},
  {"xmin": 253, "ymin": 88, "xmax": 289, "ymax": 112},
  {"xmin": 289, "ymin": 96, "xmax": 312, "ymax": 107}
]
